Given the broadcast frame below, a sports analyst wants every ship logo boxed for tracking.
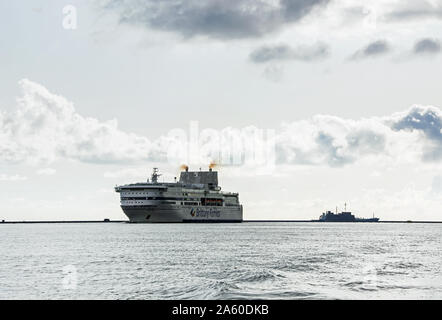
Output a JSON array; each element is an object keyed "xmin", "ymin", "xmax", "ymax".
[{"xmin": 190, "ymin": 208, "xmax": 196, "ymax": 217}]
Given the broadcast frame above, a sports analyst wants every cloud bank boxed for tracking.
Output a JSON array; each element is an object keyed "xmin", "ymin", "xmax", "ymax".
[{"xmin": 1, "ymin": 80, "xmax": 441, "ymax": 168}]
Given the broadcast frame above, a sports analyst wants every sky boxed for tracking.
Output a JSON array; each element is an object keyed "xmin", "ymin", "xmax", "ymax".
[{"xmin": 1, "ymin": 0, "xmax": 441, "ymax": 221}]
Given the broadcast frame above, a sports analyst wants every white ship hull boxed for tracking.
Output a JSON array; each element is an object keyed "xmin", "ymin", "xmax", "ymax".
[{"xmin": 122, "ymin": 205, "xmax": 243, "ymax": 223}]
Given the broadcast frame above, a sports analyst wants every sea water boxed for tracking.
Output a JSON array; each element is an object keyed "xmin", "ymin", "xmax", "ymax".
[{"xmin": 0, "ymin": 222, "xmax": 441, "ymax": 299}]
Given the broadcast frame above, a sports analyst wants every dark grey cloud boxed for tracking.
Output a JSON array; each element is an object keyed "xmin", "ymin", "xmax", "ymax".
[
  {"xmin": 103, "ymin": 0, "xmax": 330, "ymax": 39},
  {"xmin": 413, "ymin": 38, "xmax": 441, "ymax": 55},
  {"xmin": 249, "ymin": 42, "xmax": 329, "ymax": 63},
  {"xmin": 387, "ymin": 0, "xmax": 442, "ymax": 21},
  {"xmin": 350, "ymin": 40, "xmax": 391, "ymax": 60},
  {"xmin": 391, "ymin": 106, "xmax": 442, "ymax": 161},
  {"xmin": 250, "ymin": 45, "xmax": 292, "ymax": 63}
]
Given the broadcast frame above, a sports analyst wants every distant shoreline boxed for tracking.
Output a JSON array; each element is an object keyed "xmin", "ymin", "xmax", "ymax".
[
  {"xmin": 246, "ymin": 220, "xmax": 442, "ymax": 224},
  {"xmin": 1, "ymin": 219, "xmax": 442, "ymax": 224},
  {"xmin": 0, "ymin": 220, "xmax": 127, "ymax": 224}
]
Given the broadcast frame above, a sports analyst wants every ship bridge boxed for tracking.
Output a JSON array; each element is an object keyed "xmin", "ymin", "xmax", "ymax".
[{"xmin": 179, "ymin": 168, "xmax": 219, "ymax": 190}]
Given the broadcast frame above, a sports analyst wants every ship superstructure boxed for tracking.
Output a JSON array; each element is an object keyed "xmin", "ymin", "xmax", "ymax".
[
  {"xmin": 115, "ymin": 167, "xmax": 243, "ymax": 223},
  {"xmin": 319, "ymin": 203, "xmax": 379, "ymax": 222}
]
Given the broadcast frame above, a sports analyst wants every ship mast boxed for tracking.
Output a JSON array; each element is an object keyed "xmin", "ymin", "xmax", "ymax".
[{"xmin": 151, "ymin": 168, "xmax": 161, "ymax": 184}]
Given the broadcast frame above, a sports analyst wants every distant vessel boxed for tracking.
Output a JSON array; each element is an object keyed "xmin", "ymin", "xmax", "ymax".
[
  {"xmin": 115, "ymin": 166, "xmax": 243, "ymax": 223},
  {"xmin": 319, "ymin": 204, "xmax": 379, "ymax": 222}
]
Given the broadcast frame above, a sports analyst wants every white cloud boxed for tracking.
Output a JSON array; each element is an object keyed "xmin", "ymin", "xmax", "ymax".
[
  {"xmin": 0, "ymin": 80, "xmax": 441, "ymax": 170},
  {"xmin": 36, "ymin": 168, "xmax": 56, "ymax": 175},
  {"xmin": 275, "ymin": 107, "xmax": 435, "ymax": 167},
  {"xmin": 103, "ymin": 167, "xmax": 148, "ymax": 179},
  {"xmin": 0, "ymin": 174, "xmax": 27, "ymax": 181},
  {"xmin": 0, "ymin": 79, "xmax": 172, "ymax": 165}
]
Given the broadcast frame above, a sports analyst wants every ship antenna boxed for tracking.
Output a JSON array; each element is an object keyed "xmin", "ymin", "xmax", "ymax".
[{"xmin": 345, "ymin": 202, "xmax": 347, "ymax": 212}]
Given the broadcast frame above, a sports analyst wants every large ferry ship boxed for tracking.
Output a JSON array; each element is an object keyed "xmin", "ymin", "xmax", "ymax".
[{"xmin": 115, "ymin": 167, "xmax": 243, "ymax": 223}]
